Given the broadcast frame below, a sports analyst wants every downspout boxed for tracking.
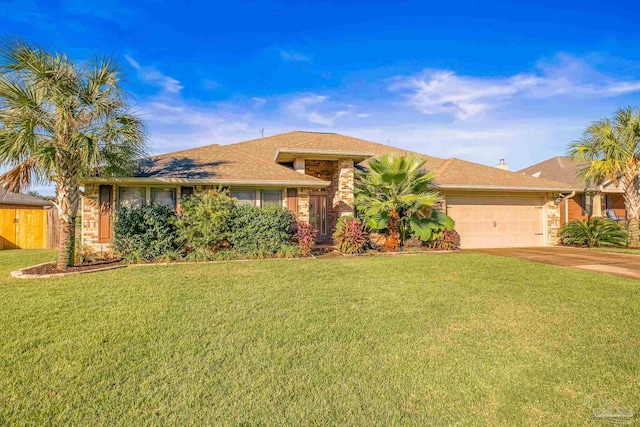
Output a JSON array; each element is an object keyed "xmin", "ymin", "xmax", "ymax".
[{"xmin": 559, "ymin": 191, "xmax": 576, "ymax": 225}]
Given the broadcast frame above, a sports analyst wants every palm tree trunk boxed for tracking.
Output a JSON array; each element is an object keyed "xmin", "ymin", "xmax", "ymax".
[
  {"xmin": 623, "ymin": 174, "xmax": 640, "ymax": 247},
  {"xmin": 384, "ymin": 209, "xmax": 400, "ymax": 251},
  {"xmin": 55, "ymin": 170, "xmax": 80, "ymax": 270}
]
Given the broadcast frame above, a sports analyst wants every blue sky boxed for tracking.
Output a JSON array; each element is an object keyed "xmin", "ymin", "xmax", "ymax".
[{"xmin": 2, "ymin": 0, "xmax": 640, "ymax": 188}]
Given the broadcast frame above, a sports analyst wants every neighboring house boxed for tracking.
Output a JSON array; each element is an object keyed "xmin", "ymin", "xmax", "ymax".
[
  {"xmin": 0, "ymin": 189, "xmax": 57, "ymax": 250},
  {"xmin": 81, "ymin": 131, "xmax": 576, "ymax": 250},
  {"xmin": 519, "ymin": 156, "xmax": 626, "ymax": 226}
]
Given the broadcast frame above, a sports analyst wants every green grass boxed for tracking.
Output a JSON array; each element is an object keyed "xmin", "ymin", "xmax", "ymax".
[
  {"xmin": 592, "ymin": 247, "xmax": 640, "ymax": 255},
  {"xmin": 1, "ymin": 250, "xmax": 639, "ymax": 426}
]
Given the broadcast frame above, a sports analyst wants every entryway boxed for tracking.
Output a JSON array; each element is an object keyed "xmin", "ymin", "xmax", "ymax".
[{"xmin": 309, "ymin": 193, "xmax": 329, "ymax": 243}]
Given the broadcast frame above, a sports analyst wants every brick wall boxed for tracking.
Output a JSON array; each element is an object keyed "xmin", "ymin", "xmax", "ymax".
[{"xmin": 560, "ymin": 194, "xmax": 588, "ymax": 225}]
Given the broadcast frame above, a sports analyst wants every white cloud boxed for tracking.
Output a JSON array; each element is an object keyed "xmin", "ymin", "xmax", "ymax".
[
  {"xmin": 357, "ymin": 113, "xmax": 370, "ymax": 118},
  {"xmin": 392, "ymin": 55, "xmax": 640, "ymax": 119},
  {"xmin": 252, "ymin": 97, "xmax": 267, "ymax": 108},
  {"xmin": 284, "ymin": 94, "xmax": 351, "ymax": 126},
  {"xmin": 279, "ymin": 49, "xmax": 312, "ymax": 62},
  {"xmin": 125, "ymin": 55, "xmax": 183, "ymax": 94}
]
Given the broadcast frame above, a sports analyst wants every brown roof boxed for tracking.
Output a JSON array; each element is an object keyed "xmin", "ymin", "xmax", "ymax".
[
  {"xmin": 0, "ymin": 189, "xmax": 54, "ymax": 207},
  {"xmin": 86, "ymin": 131, "xmax": 577, "ymax": 191},
  {"xmin": 433, "ymin": 158, "xmax": 576, "ymax": 190},
  {"xmin": 518, "ymin": 156, "xmax": 588, "ymax": 187},
  {"xmin": 132, "ymin": 142, "xmax": 329, "ymax": 187}
]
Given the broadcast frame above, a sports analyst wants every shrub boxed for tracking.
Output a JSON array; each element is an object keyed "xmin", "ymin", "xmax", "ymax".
[
  {"xmin": 293, "ymin": 221, "xmax": 316, "ymax": 256},
  {"xmin": 560, "ymin": 218, "xmax": 628, "ymax": 248},
  {"xmin": 333, "ymin": 216, "xmax": 368, "ymax": 254},
  {"xmin": 229, "ymin": 204, "xmax": 296, "ymax": 255},
  {"xmin": 211, "ymin": 249, "xmax": 242, "ymax": 261},
  {"xmin": 409, "ymin": 209, "xmax": 455, "ymax": 243},
  {"xmin": 112, "ymin": 205, "xmax": 180, "ymax": 261},
  {"xmin": 177, "ymin": 189, "xmax": 236, "ymax": 251},
  {"xmin": 185, "ymin": 248, "xmax": 215, "ymax": 262},
  {"xmin": 276, "ymin": 244, "xmax": 302, "ymax": 258},
  {"xmin": 74, "ymin": 238, "xmax": 97, "ymax": 264},
  {"xmin": 403, "ymin": 236, "xmax": 424, "ymax": 249},
  {"xmin": 433, "ymin": 229, "xmax": 461, "ymax": 250}
]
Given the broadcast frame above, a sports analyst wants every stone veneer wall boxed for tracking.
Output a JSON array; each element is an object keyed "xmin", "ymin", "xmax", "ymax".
[
  {"xmin": 81, "ymin": 183, "xmax": 112, "ymax": 254},
  {"xmin": 546, "ymin": 193, "xmax": 561, "ymax": 245},
  {"xmin": 297, "ymin": 187, "xmax": 310, "ymax": 223}
]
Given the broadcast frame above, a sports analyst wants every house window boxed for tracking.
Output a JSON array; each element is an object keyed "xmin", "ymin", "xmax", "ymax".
[
  {"xmin": 151, "ymin": 188, "xmax": 177, "ymax": 209},
  {"xmin": 118, "ymin": 187, "xmax": 145, "ymax": 208},
  {"xmin": 261, "ymin": 190, "xmax": 283, "ymax": 207},
  {"xmin": 181, "ymin": 186, "xmax": 194, "ymax": 198},
  {"xmin": 231, "ymin": 189, "xmax": 256, "ymax": 206},
  {"xmin": 583, "ymin": 193, "xmax": 594, "ymax": 216}
]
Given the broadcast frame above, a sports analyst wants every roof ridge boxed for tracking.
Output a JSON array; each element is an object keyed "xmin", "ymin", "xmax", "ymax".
[
  {"xmin": 222, "ymin": 144, "xmax": 327, "ymax": 183},
  {"xmin": 150, "ymin": 143, "xmax": 222, "ymax": 159},
  {"xmin": 441, "ymin": 156, "xmax": 578, "ymax": 189},
  {"xmin": 435, "ymin": 158, "xmax": 456, "ymax": 174}
]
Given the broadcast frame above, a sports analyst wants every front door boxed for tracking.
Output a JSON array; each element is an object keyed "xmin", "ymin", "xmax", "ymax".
[{"xmin": 309, "ymin": 194, "xmax": 329, "ymax": 243}]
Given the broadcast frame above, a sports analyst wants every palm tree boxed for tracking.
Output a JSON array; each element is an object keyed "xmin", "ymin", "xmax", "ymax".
[
  {"xmin": 0, "ymin": 39, "xmax": 147, "ymax": 269},
  {"xmin": 355, "ymin": 154, "xmax": 442, "ymax": 250},
  {"xmin": 569, "ymin": 106, "xmax": 640, "ymax": 246}
]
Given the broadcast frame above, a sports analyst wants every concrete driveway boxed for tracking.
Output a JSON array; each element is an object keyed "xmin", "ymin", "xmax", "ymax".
[{"xmin": 468, "ymin": 246, "xmax": 640, "ymax": 280}]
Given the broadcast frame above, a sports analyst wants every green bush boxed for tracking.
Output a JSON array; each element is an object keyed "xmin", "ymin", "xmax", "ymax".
[
  {"xmin": 112, "ymin": 205, "xmax": 180, "ymax": 261},
  {"xmin": 177, "ymin": 189, "xmax": 236, "ymax": 251},
  {"xmin": 559, "ymin": 218, "xmax": 628, "ymax": 248},
  {"xmin": 409, "ymin": 209, "xmax": 455, "ymax": 243},
  {"xmin": 229, "ymin": 204, "xmax": 296, "ymax": 255}
]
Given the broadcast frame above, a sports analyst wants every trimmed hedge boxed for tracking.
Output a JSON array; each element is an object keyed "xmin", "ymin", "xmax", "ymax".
[
  {"xmin": 229, "ymin": 204, "xmax": 296, "ymax": 255},
  {"xmin": 112, "ymin": 205, "xmax": 180, "ymax": 261}
]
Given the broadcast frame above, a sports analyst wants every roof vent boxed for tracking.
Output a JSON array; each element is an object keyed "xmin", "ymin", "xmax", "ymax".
[{"xmin": 496, "ymin": 159, "xmax": 509, "ymax": 171}]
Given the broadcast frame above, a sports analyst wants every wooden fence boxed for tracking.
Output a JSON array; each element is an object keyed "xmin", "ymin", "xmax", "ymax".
[{"xmin": 0, "ymin": 206, "xmax": 59, "ymax": 250}]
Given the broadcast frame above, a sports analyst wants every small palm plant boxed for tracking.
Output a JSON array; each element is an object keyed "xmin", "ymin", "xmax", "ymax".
[
  {"xmin": 559, "ymin": 218, "xmax": 628, "ymax": 248},
  {"xmin": 355, "ymin": 154, "xmax": 442, "ymax": 250},
  {"xmin": 0, "ymin": 39, "xmax": 147, "ymax": 269}
]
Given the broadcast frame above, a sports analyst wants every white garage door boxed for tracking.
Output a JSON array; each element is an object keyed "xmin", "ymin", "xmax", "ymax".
[{"xmin": 446, "ymin": 196, "xmax": 545, "ymax": 248}]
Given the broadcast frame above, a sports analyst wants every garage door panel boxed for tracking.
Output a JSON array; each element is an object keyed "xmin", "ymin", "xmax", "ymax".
[{"xmin": 447, "ymin": 196, "xmax": 545, "ymax": 248}]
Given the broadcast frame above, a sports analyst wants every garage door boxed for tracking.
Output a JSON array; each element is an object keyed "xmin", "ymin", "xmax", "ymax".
[{"xmin": 446, "ymin": 196, "xmax": 545, "ymax": 248}]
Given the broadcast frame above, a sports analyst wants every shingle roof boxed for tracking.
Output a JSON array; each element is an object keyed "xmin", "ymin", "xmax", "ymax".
[
  {"xmin": 90, "ymin": 130, "xmax": 576, "ymax": 191},
  {"xmin": 0, "ymin": 189, "xmax": 54, "ymax": 207},
  {"xmin": 433, "ymin": 158, "xmax": 576, "ymax": 190},
  {"xmin": 518, "ymin": 156, "xmax": 588, "ymax": 187},
  {"xmin": 135, "ymin": 142, "xmax": 329, "ymax": 186}
]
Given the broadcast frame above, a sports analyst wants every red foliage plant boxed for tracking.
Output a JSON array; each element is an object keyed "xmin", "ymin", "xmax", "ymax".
[
  {"xmin": 333, "ymin": 216, "xmax": 369, "ymax": 254},
  {"xmin": 293, "ymin": 221, "xmax": 316, "ymax": 256}
]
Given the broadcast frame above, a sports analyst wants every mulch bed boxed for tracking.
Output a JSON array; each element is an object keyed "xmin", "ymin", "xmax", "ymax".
[{"xmin": 22, "ymin": 259, "xmax": 124, "ymax": 275}]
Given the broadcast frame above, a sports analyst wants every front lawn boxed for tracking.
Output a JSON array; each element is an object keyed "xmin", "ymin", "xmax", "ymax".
[
  {"xmin": 592, "ymin": 247, "xmax": 640, "ymax": 255},
  {"xmin": 1, "ymin": 250, "xmax": 639, "ymax": 425}
]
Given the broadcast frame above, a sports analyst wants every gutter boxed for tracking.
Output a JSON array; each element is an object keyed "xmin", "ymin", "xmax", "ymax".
[
  {"xmin": 435, "ymin": 184, "xmax": 580, "ymax": 192},
  {"xmin": 82, "ymin": 177, "xmax": 331, "ymax": 188}
]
